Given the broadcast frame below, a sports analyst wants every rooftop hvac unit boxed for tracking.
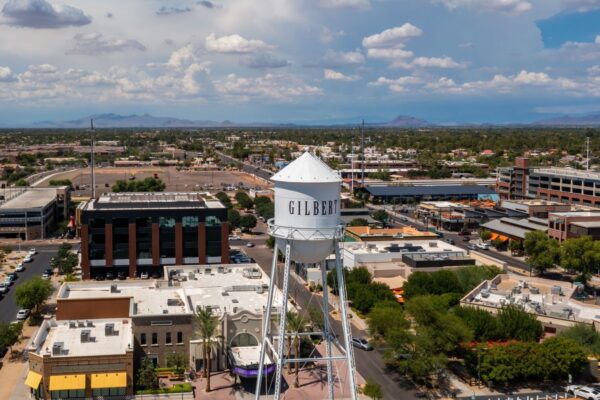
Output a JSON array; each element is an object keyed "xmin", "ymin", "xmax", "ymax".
[
  {"xmin": 255, "ymin": 286, "xmax": 264, "ymax": 294},
  {"xmin": 52, "ymin": 342, "xmax": 64, "ymax": 355},
  {"xmin": 105, "ymin": 323, "xmax": 115, "ymax": 336},
  {"xmin": 86, "ymin": 320, "xmax": 94, "ymax": 327},
  {"xmin": 80, "ymin": 329, "xmax": 91, "ymax": 343},
  {"xmin": 77, "ymin": 320, "xmax": 84, "ymax": 327},
  {"xmin": 69, "ymin": 321, "xmax": 76, "ymax": 329},
  {"xmin": 218, "ymin": 267, "xmax": 224, "ymax": 274},
  {"xmin": 551, "ymin": 286, "xmax": 562, "ymax": 295},
  {"xmin": 530, "ymin": 287, "xmax": 540, "ymax": 294},
  {"xmin": 163, "ymin": 309, "xmax": 169, "ymax": 314},
  {"xmin": 110, "ymin": 284, "xmax": 118, "ymax": 293}
]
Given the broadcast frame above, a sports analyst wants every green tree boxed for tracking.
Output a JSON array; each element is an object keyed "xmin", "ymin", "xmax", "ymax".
[
  {"xmin": 285, "ymin": 311, "xmax": 305, "ymax": 387},
  {"xmin": 367, "ymin": 301, "xmax": 409, "ymax": 339},
  {"xmin": 15, "ymin": 277, "xmax": 53, "ymax": 313},
  {"xmin": 136, "ymin": 357, "xmax": 158, "ymax": 390},
  {"xmin": 240, "ymin": 214, "xmax": 257, "ymax": 232},
  {"xmin": 362, "ymin": 379, "xmax": 384, "ymax": 400},
  {"xmin": 558, "ymin": 323, "xmax": 600, "ymax": 355},
  {"xmin": 194, "ymin": 306, "xmax": 219, "ymax": 392},
  {"xmin": 57, "ymin": 243, "xmax": 72, "ymax": 259},
  {"xmin": 540, "ymin": 336, "xmax": 587, "ymax": 380},
  {"xmin": 0, "ymin": 321, "xmax": 23, "ymax": 354},
  {"xmin": 561, "ymin": 236, "xmax": 600, "ymax": 280},
  {"xmin": 214, "ymin": 192, "xmax": 232, "ymax": 208},
  {"xmin": 228, "ymin": 209, "xmax": 241, "ymax": 229},
  {"xmin": 234, "ymin": 191, "xmax": 254, "ymax": 209},
  {"xmin": 479, "ymin": 229, "xmax": 492, "ymax": 241},
  {"xmin": 348, "ymin": 218, "xmax": 369, "ymax": 227},
  {"xmin": 523, "ymin": 231, "xmax": 559, "ymax": 275},
  {"xmin": 58, "ymin": 253, "xmax": 78, "ymax": 275},
  {"xmin": 496, "ymin": 305, "xmax": 543, "ymax": 342},
  {"xmin": 372, "ymin": 210, "xmax": 388, "ymax": 224},
  {"xmin": 15, "ymin": 178, "xmax": 28, "ymax": 187},
  {"xmin": 454, "ymin": 306, "xmax": 500, "ymax": 342},
  {"xmin": 166, "ymin": 352, "xmax": 187, "ymax": 375}
]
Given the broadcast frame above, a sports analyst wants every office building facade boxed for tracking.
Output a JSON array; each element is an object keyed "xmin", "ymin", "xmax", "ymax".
[{"xmin": 79, "ymin": 192, "xmax": 229, "ymax": 279}]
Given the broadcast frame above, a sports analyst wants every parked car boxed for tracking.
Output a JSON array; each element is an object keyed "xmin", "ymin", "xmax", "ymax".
[
  {"xmin": 462, "ymin": 236, "xmax": 471, "ymax": 242},
  {"xmin": 42, "ymin": 268, "xmax": 53, "ymax": 279},
  {"xmin": 246, "ymin": 242, "xmax": 255, "ymax": 248},
  {"xmin": 117, "ymin": 271, "xmax": 127, "ymax": 280},
  {"xmin": 151, "ymin": 272, "xmax": 162, "ymax": 279},
  {"xmin": 140, "ymin": 272, "xmax": 149, "ymax": 279},
  {"xmin": 467, "ymin": 244, "xmax": 477, "ymax": 250},
  {"xmin": 476, "ymin": 242, "xmax": 490, "ymax": 250},
  {"xmin": 7, "ymin": 272, "xmax": 17, "ymax": 281},
  {"xmin": 229, "ymin": 235, "xmax": 241, "ymax": 241},
  {"xmin": 23, "ymin": 255, "xmax": 33, "ymax": 263},
  {"xmin": 351, "ymin": 337, "xmax": 373, "ymax": 351},
  {"xmin": 105, "ymin": 272, "xmax": 115, "ymax": 280},
  {"xmin": 566, "ymin": 385, "xmax": 600, "ymax": 400},
  {"xmin": 15, "ymin": 263, "xmax": 25, "ymax": 272},
  {"xmin": 399, "ymin": 216, "xmax": 409, "ymax": 222},
  {"xmin": 16, "ymin": 309, "xmax": 30, "ymax": 320},
  {"xmin": 28, "ymin": 248, "xmax": 37, "ymax": 255},
  {"xmin": 4, "ymin": 277, "xmax": 14, "ymax": 286},
  {"xmin": 0, "ymin": 283, "xmax": 8, "ymax": 294},
  {"xmin": 458, "ymin": 230, "xmax": 470, "ymax": 236},
  {"xmin": 443, "ymin": 238, "xmax": 455, "ymax": 245}
]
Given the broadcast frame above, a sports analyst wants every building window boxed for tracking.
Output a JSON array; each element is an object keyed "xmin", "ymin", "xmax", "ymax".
[
  {"xmin": 177, "ymin": 331, "xmax": 183, "ymax": 344},
  {"xmin": 93, "ymin": 388, "xmax": 126, "ymax": 397},
  {"xmin": 166, "ymin": 332, "xmax": 172, "ymax": 345},
  {"xmin": 182, "ymin": 216, "xmax": 199, "ymax": 227},
  {"xmin": 230, "ymin": 333, "xmax": 258, "ymax": 347},
  {"xmin": 140, "ymin": 333, "xmax": 147, "ymax": 346},
  {"xmin": 152, "ymin": 332, "xmax": 158, "ymax": 345}
]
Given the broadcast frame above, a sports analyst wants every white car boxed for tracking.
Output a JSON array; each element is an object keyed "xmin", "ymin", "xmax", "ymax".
[
  {"xmin": 15, "ymin": 263, "xmax": 25, "ymax": 272},
  {"xmin": 229, "ymin": 235, "xmax": 241, "ymax": 241},
  {"xmin": 566, "ymin": 386, "xmax": 600, "ymax": 400},
  {"xmin": 23, "ymin": 255, "xmax": 33, "ymax": 263},
  {"xmin": 16, "ymin": 309, "xmax": 30, "ymax": 321},
  {"xmin": 0, "ymin": 283, "xmax": 8, "ymax": 294},
  {"xmin": 140, "ymin": 272, "xmax": 149, "ymax": 279},
  {"xmin": 28, "ymin": 248, "xmax": 37, "ymax": 255},
  {"xmin": 476, "ymin": 242, "xmax": 490, "ymax": 250}
]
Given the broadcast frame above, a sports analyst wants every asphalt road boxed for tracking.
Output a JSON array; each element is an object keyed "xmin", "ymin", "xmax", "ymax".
[
  {"xmin": 217, "ymin": 151, "xmax": 274, "ymax": 182},
  {"xmin": 0, "ymin": 244, "xmax": 59, "ymax": 323},
  {"xmin": 235, "ymin": 225, "xmax": 420, "ymax": 400}
]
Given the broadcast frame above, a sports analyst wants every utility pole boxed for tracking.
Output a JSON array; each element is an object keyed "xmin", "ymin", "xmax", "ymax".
[
  {"xmin": 586, "ymin": 136, "xmax": 590, "ymax": 171},
  {"xmin": 90, "ymin": 119, "xmax": 96, "ymax": 199},
  {"xmin": 360, "ymin": 120, "xmax": 365, "ymax": 188}
]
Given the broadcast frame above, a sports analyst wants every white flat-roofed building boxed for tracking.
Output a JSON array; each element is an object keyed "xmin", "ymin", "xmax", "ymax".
[
  {"xmin": 461, "ymin": 274, "xmax": 600, "ymax": 334},
  {"xmin": 342, "ymin": 239, "xmax": 476, "ymax": 279},
  {"xmin": 27, "ymin": 318, "xmax": 134, "ymax": 399}
]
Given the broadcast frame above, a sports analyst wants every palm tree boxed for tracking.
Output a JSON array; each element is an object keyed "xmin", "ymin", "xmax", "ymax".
[
  {"xmin": 285, "ymin": 311, "xmax": 305, "ymax": 388},
  {"xmin": 194, "ymin": 306, "xmax": 219, "ymax": 392}
]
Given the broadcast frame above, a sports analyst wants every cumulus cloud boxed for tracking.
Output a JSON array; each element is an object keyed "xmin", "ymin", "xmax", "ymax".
[
  {"xmin": 167, "ymin": 45, "xmax": 197, "ymax": 69},
  {"xmin": 67, "ymin": 33, "xmax": 146, "ymax": 55},
  {"xmin": 366, "ymin": 48, "xmax": 413, "ymax": 60},
  {"xmin": 213, "ymin": 73, "xmax": 322, "ymax": 100},
  {"xmin": 156, "ymin": 6, "xmax": 192, "ymax": 16},
  {"xmin": 362, "ymin": 24, "xmax": 423, "ymax": 49},
  {"xmin": 316, "ymin": 0, "xmax": 370, "ymax": 10},
  {"xmin": 0, "ymin": 66, "xmax": 16, "ymax": 82},
  {"xmin": 562, "ymin": 0, "xmax": 600, "ymax": 11},
  {"xmin": 394, "ymin": 56, "xmax": 467, "ymax": 69},
  {"xmin": 240, "ymin": 54, "xmax": 290, "ymax": 69},
  {"xmin": 589, "ymin": 65, "xmax": 600, "ymax": 75},
  {"xmin": 323, "ymin": 69, "xmax": 358, "ymax": 81},
  {"xmin": 545, "ymin": 38, "xmax": 600, "ymax": 62},
  {"xmin": 437, "ymin": 0, "xmax": 532, "ymax": 15},
  {"xmin": 1, "ymin": 0, "xmax": 91, "ymax": 28},
  {"xmin": 307, "ymin": 50, "xmax": 365, "ymax": 68},
  {"xmin": 205, "ymin": 33, "xmax": 274, "ymax": 54},
  {"xmin": 368, "ymin": 76, "xmax": 422, "ymax": 92},
  {"xmin": 198, "ymin": 0, "xmax": 215, "ymax": 8}
]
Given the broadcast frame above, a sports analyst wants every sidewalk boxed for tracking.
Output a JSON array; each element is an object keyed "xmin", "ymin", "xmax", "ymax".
[{"xmin": 0, "ymin": 321, "xmax": 39, "ymax": 400}]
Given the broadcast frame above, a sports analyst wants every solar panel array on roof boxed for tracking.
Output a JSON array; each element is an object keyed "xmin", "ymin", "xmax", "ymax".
[{"xmin": 365, "ymin": 185, "xmax": 497, "ymax": 197}]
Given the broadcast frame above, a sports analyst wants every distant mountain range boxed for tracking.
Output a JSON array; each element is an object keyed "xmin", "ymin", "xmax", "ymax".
[
  {"xmin": 531, "ymin": 113, "xmax": 600, "ymax": 127},
  {"xmin": 27, "ymin": 112, "xmax": 600, "ymax": 128}
]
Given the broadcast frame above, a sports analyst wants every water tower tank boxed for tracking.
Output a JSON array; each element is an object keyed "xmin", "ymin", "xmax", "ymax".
[{"xmin": 270, "ymin": 151, "xmax": 342, "ymax": 264}]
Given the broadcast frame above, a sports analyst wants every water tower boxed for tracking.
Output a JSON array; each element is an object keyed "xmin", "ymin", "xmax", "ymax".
[{"xmin": 255, "ymin": 151, "xmax": 358, "ymax": 400}]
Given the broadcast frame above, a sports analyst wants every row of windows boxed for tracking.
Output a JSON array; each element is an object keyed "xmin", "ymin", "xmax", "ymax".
[{"xmin": 140, "ymin": 331, "xmax": 183, "ymax": 346}]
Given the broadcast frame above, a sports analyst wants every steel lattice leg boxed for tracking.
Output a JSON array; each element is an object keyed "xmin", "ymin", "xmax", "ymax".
[
  {"xmin": 335, "ymin": 242, "xmax": 358, "ymax": 400},
  {"xmin": 273, "ymin": 242, "xmax": 292, "ymax": 400},
  {"xmin": 321, "ymin": 261, "xmax": 335, "ymax": 400},
  {"xmin": 255, "ymin": 242, "xmax": 279, "ymax": 399}
]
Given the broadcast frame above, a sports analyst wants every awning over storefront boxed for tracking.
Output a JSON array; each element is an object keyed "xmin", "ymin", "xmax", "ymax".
[
  {"xmin": 49, "ymin": 374, "xmax": 86, "ymax": 391},
  {"xmin": 91, "ymin": 372, "xmax": 127, "ymax": 389},
  {"xmin": 24, "ymin": 370, "xmax": 42, "ymax": 389},
  {"xmin": 490, "ymin": 233, "xmax": 510, "ymax": 242}
]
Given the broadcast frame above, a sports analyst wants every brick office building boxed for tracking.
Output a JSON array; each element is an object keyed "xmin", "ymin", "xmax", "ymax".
[{"xmin": 79, "ymin": 192, "xmax": 229, "ymax": 279}]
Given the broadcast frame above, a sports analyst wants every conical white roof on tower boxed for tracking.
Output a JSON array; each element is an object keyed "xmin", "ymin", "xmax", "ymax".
[{"xmin": 271, "ymin": 151, "xmax": 341, "ymax": 183}]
